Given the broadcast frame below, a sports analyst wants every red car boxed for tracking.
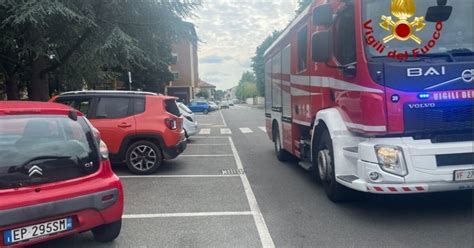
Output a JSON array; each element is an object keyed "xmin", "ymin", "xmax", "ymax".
[
  {"xmin": 0, "ymin": 101, "xmax": 124, "ymax": 247},
  {"xmin": 51, "ymin": 91, "xmax": 187, "ymax": 175}
]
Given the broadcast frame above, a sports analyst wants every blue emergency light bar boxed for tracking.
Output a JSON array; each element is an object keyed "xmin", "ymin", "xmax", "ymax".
[{"xmin": 417, "ymin": 93, "xmax": 431, "ymax": 100}]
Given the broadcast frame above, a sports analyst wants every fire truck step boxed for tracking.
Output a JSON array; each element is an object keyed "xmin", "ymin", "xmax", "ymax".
[
  {"xmin": 343, "ymin": 147, "xmax": 359, "ymax": 159},
  {"xmin": 298, "ymin": 161, "xmax": 313, "ymax": 170},
  {"xmin": 337, "ymin": 175, "xmax": 360, "ymax": 183}
]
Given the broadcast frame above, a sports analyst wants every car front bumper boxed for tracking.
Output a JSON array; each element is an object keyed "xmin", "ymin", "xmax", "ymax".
[{"xmin": 335, "ymin": 136, "xmax": 474, "ymax": 194}]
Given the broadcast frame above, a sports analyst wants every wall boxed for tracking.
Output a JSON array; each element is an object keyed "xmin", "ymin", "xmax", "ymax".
[{"xmin": 246, "ymin": 97, "xmax": 265, "ymax": 105}]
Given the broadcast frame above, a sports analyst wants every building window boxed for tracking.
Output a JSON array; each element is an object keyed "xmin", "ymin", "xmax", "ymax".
[
  {"xmin": 172, "ymin": 72, "xmax": 179, "ymax": 80},
  {"xmin": 297, "ymin": 26, "xmax": 308, "ymax": 72},
  {"xmin": 171, "ymin": 53, "xmax": 178, "ymax": 65}
]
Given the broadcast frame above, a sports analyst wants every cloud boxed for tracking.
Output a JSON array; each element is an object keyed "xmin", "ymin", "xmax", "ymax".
[
  {"xmin": 200, "ymin": 55, "xmax": 233, "ymax": 64},
  {"xmin": 188, "ymin": 0, "xmax": 298, "ymax": 90}
]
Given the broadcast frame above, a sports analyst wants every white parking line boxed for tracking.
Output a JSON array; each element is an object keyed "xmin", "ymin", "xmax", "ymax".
[
  {"xmin": 119, "ymin": 175, "xmax": 239, "ymax": 179},
  {"xmin": 220, "ymin": 128, "xmax": 232, "ymax": 134},
  {"xmin": 199, "ymin": 128, "xmax": 211, "ymax": 135},
  {"xmin": 219, "ymin": 110, "xmax": 228, "ymax": 127},
  {"xmin": 191, "ymin": 136, "xmax": 229, "ymax": 139},
  {"xmin": 186, "ymin": 143, "xmax": 229, "ymax": 146},
  {"xmin": 239, "ymin": 127, "xmax": 253, "ymax": 134},
  {"xmin": 123, "ymin": 211, "xmax": 253, "ymax": 219},
  {"xmin": 259, "ymin": 126, "xmax": 267, "ymax": 132},
  {"xmin": 200, "ymin": 124, "xmax": 226, "ymax": 127},
  {"xmin": 228, "ymin": 136, "xmax": 275, "ymax": 248},
  {"xmin": 180, "ymin": 154, "xmax": 234, "ymax": 157}
]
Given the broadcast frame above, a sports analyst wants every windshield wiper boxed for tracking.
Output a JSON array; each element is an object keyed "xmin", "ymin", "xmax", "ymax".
[
  {"xmin": 23, "ymin": 155, "xmax": 72, "ymax": 165},
  {"xmin": 446, "ymin": 48, "xmax": 474, "ymax": 55}
]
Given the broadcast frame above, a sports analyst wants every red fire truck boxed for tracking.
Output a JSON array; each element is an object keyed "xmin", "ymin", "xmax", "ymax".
[{"xmin": 265, "ymin": 0, "xmax": 473, "ymax": 202}]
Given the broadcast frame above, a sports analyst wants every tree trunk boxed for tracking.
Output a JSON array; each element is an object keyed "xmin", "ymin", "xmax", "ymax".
[
  {"xmin": 29, "ymin": 57, "xmax": 50, "ymax": 101},
  {"xmin": 5, "ymin": 75, "xmax": 20, "ymax": 100}
]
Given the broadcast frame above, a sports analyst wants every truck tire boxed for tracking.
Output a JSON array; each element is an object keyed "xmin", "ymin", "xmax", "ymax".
[
  {"xmin": 126, "ymin": 141, "xmax": 163, "ymax": 175},
  {"xmin": 203, "ymin": 109, "xmax": 209, "ymax": 114},
  {"xmin": 92, "ymin": 219, "xmax": 122, "ymax": 243},
  {"xmin": 317, "ymin": 130, "xmax": 357, "ymax": 202},
  {"xmin": 273, "ymin": 125, "xmax": 291, "ymax": 161}
]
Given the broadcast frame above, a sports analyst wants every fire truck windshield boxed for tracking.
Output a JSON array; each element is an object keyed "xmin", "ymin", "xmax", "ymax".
[{"xmin": 362, "ymin": 0, "xmax": 473, "ymax": 59}]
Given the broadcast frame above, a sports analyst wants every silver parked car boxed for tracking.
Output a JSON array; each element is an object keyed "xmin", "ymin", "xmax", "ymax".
[{"xmin": 178, "ymin": 102, "xmax": 198, "ymax": 138}]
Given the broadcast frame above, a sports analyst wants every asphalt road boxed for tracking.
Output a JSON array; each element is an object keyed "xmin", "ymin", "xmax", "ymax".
[{"xmin": 30, "ymin": 105, "xmax": 473, "ymax": 248}]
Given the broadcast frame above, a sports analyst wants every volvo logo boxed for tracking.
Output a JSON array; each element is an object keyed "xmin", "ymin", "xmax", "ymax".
[
  {"xmin": 408, "ymin": 103, "xmax": 436, "ymax": 109},
  {"xmin": 461, "ymin": 69, "xmax": 474, "ymax": 83},
  {"xmin": 28, "ymin": 165, "xmax": 43, "ymax": 177}
]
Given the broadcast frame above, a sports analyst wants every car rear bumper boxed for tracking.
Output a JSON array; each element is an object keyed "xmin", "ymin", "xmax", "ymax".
[
  {"xmin": 0, "ymin": 188, "xmax": 123, "ymax": 247},
  {"xmin": 0, "ymin": 188, "xmax": 119, "ymax": 227},
  {"xmin": 162, "ymin": 139, "xmax": 187, "ymax": 159}
]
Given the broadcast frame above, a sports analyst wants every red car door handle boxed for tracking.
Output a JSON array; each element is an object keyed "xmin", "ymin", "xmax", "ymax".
[{"xmin": 118, "ymin": 123, "xmax": 132, "ymax": 128}]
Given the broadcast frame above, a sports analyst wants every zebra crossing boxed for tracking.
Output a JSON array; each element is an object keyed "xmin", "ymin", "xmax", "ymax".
[{"xmin": 198, "ymin": 126, "xmax": 266, "ymax": 135}]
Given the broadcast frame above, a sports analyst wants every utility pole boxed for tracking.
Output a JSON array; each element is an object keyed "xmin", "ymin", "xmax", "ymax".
[{"xmin": 128, "ymin": 71, "xmax": 132, "ymax": 90}]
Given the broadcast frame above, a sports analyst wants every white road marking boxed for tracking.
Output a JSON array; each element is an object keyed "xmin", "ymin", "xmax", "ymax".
[
  {"xmin": 258, "ymin": 126, "xmax": 267, "ymax": 132},
  {"xmin": 199, "ymin": 128, "xmax": 211, "ymax": 135},
  {"xmin": 123, "ymin": 211, "xmax": 253, "ymax": 219},
  {"xmin": 119, "ymin": 175, "xmax": 239, "ymax": 179},
  {"xmin": 221, "ymin": 128, "xmax": 232, "ymax": 134},
  {"xmin": 228, "ymin": 136, "xmax": 275, "ymax": 248},
  {"xmin": 180, "ymin": 154, "xmax": 234, "ymax": 157},
  {"xmin": 186, "ymin": 143, "xmax": 229, "ymax": 146},
  {"xmin": 191, "ymin": 136, "xmax": 228, "ymax": 139},
  {"xmin": 239, "ymin": 127, "xmax": 253, "ymax": 134},
  {"xmin": 200, "ymin": 124, "xmax": 226, "ymax": 127},
  {"xmin": 219, "ymin": 110, "xmax": 228, "ymax": 127}
]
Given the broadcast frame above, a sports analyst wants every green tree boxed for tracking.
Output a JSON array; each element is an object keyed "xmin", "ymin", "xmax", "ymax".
[
  {"xmin": 251, "ymin": 30, "xmax": 281, "ymax": 97},
  {"xmin": 0, "ymin": 0, "xmax": 201, "ymax": 101},
  {"xmin": 214, "ymin": 89, "xmax": 225, "ymax": 101},
  {"xmin": 296, "ymin": 0, "xmax": 312, "ymax": 15},
  {"xmin": 235, "ymin": 71, "xmax": 258, "ymax": 100},
  {"xmin": 196, "ymin": 89, "xmax": 209, "ymax": 99}
]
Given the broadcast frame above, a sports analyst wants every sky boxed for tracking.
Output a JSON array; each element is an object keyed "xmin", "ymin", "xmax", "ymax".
[{"xmin": 189, "ymin": 0, "xmax": 299, "ymax": 90}]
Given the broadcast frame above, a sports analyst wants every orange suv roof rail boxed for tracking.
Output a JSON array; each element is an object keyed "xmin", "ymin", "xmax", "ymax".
[{"xmin": 59, "ymin": 90, "xmax": 158, "ymax": 96}]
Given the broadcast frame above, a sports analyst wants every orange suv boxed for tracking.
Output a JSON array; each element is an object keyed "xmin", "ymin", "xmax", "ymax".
[{"xmin": 51, "ymin": 91, "xmax": 186, "ymax": 175}]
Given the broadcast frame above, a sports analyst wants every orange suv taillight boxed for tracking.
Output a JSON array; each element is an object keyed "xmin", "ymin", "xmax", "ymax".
[{"xmin": 165, "ymin": 118, "xmax": 178, "ymax": 130}]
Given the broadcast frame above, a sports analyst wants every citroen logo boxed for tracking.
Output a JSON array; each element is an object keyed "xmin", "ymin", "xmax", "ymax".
[{"xmin": 28, "ymin": 165, "xmax": 43, "ymax": 177}]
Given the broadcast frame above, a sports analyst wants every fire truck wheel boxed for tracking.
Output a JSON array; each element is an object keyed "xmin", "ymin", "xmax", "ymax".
[
  {"xmin": 318, "ymin": 130, "xmax": 357, "ymax": 203},
  {"xmin": 273, "ymin": 124, "xmax": 291, "ymax": 161}
]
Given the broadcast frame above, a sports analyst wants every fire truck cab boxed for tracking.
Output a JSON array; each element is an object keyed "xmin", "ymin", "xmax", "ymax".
[{"xmin": 264, "ymin": 0, "xmax": 473, "ymax": 202}]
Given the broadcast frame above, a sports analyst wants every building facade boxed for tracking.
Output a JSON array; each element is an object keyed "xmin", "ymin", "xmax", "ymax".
[
  {"xmin": 166, "ymin": 22, "xmax": 199, "ymax": 104},
  {"xmin": 196, "ymin": 79, "xmax": 216, "ymax": 100}
]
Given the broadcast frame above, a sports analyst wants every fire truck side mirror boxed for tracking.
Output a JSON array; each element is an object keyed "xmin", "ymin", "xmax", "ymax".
[
  {"xmin": 312, "ymin": 4, "xmax": 333, "ymax": 26},
  {"xmin": 311, "ymin": 31, "xmax": 330, "ymax": 62},
  {"xmin": 425, "ymin": 0, "xmax": 452, "ymax": 22}
]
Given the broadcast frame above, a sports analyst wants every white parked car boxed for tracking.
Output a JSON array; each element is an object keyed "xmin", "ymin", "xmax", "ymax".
[
  {"xmin": 220, "ymin": 100, "xmax": 230, "ymax": 109},
  {"xmin": 178, "ymin": 102, "xmax": 198, "ymax": 138}
]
